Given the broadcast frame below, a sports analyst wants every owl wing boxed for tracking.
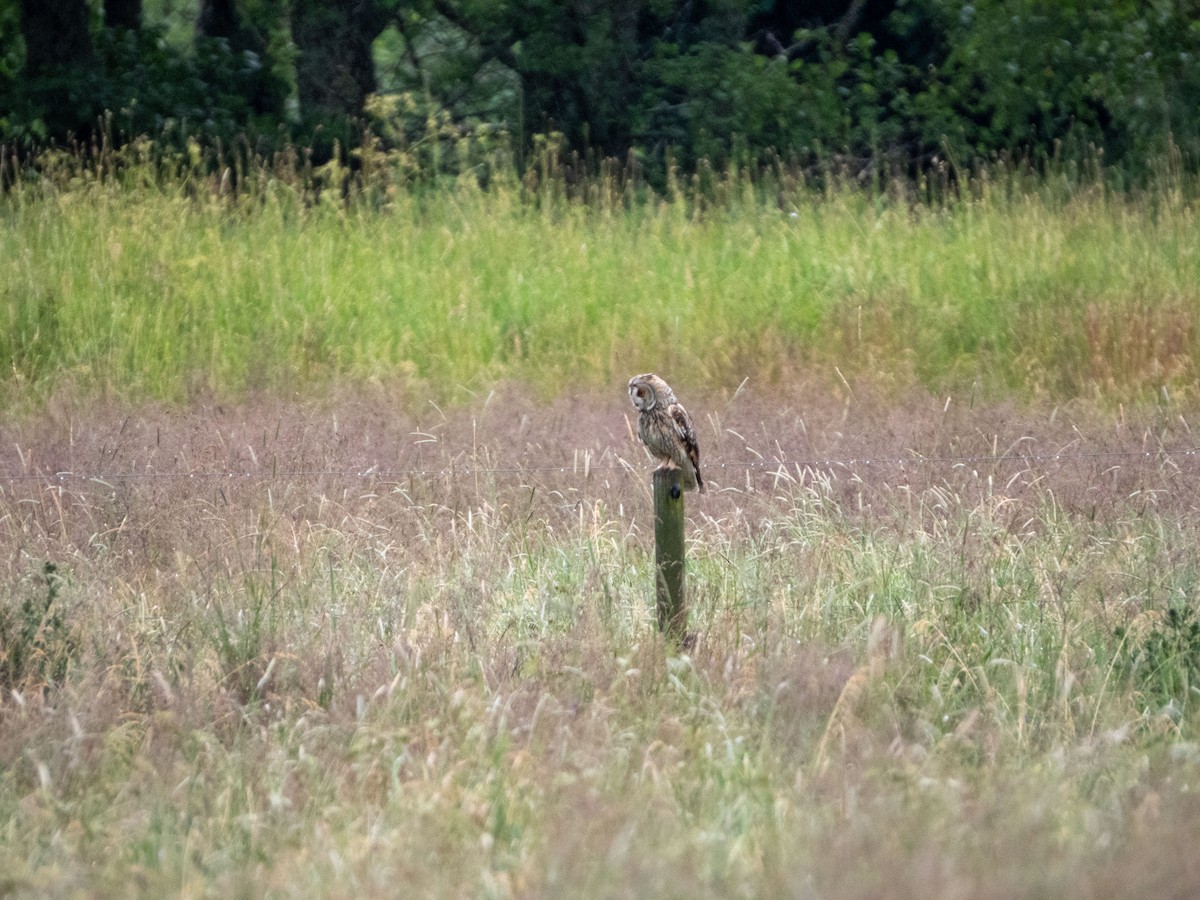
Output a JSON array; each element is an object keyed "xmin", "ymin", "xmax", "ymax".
[{"xmin": 667, "ymin": 402, "xmax": 705, "ymax": 493}]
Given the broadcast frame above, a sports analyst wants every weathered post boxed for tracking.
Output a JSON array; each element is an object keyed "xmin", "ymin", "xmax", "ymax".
[{"xmin": 653, "ymin": 467, "xmax": 686, "ymax": 645}]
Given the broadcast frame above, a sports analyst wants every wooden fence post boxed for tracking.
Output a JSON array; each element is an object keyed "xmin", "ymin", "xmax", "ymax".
[{"xmin": 653, "ymin": 467, "xmax": 686, "ymax": 645}]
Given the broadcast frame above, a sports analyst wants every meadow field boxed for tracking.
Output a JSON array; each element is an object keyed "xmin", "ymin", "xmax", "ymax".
[{"xmin": 2, "ymin": 157, "xmax": 1200, "ymax": 897}]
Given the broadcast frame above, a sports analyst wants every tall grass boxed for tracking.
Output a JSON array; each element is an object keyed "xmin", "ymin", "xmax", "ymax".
[
  {"xmin": 3, "ymin": 149, "xmax": 1200, "ymax": 896},
  {"xmin": 2, "ymin": 149, "xmax": 1198, "ymax": 413},
  {"xmin": 1, "ymin": 394, "xmax": 1199, "ymax": 896}
]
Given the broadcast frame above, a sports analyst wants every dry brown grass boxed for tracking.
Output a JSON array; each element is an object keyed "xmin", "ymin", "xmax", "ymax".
[{"xmin": 2, "ymin": 378, "xmax": 1199, "ymax": 897}]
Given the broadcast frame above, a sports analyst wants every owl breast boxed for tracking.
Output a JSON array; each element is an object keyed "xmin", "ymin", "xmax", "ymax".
[
  {"xmin": 637, "ymin": 408, "xmax": 701, "ymax": 491},
  {"xmin": 637, "ymin": 410, "xmax": 677, "ymax": 462}
]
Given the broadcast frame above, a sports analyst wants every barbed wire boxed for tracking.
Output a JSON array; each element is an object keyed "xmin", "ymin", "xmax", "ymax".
[{"xmin": 1, "ymin": 446, "xmax": 1197, "ymax": 484}]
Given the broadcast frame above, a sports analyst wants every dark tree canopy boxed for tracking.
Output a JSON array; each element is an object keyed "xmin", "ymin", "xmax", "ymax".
[
  {"xmin": 103, "ymin": 0, "xmax": 142, "ymax": 31},
  {"xmin": 14, "ymin": 0, "xmax": 95, "ymax": 139},
  {"xmin": 18, "ymin": 0, "xmax": 92, "ymax": 75},
  {"xmin": 197, "ymin": 0, "xmax": 238, "ymax": 39},
  {"xmin": 293, "ymin": 0, "xmax": 386, "ymax": 121},
  {"xmin": 1, "ymin": 0, "xmax": 1198, "ymax": 181}
]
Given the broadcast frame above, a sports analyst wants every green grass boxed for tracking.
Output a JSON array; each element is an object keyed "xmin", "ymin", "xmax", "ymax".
[{"xmin": 2, "ymin": 156, "xmax": 1199, "ymax": 412}]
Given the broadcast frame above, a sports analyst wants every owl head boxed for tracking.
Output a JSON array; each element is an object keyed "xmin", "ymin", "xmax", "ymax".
[{"xmin": 628, "ymin": 373, "xmax": 674, "ymax": 412}]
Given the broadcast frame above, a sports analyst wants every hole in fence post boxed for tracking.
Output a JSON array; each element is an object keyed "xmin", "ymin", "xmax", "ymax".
[{"xmin": 653, "ymin": 467, "xmax": 686, "ymax": 647}]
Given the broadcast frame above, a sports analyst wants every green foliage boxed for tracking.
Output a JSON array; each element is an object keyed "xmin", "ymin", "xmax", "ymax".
[
  {"xmin": 0, "ymin": 4, "xmax": 17, "ymax": 69},
  {"xmin": 372, "ymin": 19, "xmax": 519, "ymax": 140},
  {"xmin": 0, "ymin": 25, "xmax": 286, "ymax": 148},
  {"xmin": 901, "ymin": 0, "xmax": 1200, "ymax": 174},
  {"xmin": 95, "ymin": 26, "xmax": 289, "ymax": 140},
  {"xmin": 3, "ymin": 0, "xmax": 1199, "ymax": 181},
  {"xmin": 634, "ymin": 0, "xmax": 1200, "ymax": 180},
  {"xmin": 0, "ymin": 0, "xmax": 289, "ymax": 148},
  {"xmin": 0, "ymin": 562, "xmax": 79, "ymax": 691},
  {"xmin": 1121, "ymin": 604, "xmax": 1200, "ymax": 719},
  {"xmin": 640, "ymin": 41, "xmax": 806, "ymax": 172}
]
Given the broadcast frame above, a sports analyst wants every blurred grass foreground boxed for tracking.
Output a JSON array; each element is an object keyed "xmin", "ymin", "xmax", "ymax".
[{"xmin": 4, "ymin": 140, "xmax": 1200, "ymax": 898}]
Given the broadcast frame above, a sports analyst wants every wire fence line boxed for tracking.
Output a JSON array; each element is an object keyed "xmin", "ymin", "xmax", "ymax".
[{"xmin": 1, "ymin": 446, "xmax": 1198, "ymax": 485}]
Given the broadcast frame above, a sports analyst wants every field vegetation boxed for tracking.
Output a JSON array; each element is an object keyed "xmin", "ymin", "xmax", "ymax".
[
  {"xmin": 3, "ymin": 147, "xmax": 1199, "ymax": 413},
  {"xmin": 2, "ymin": 154, "xmax": 1200, "ymax": 897}
]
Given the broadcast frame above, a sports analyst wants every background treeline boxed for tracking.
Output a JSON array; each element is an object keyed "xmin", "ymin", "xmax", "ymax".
[{"xmin": 2, "ymin": 0, "xmax": 1199, "ymax": 183}]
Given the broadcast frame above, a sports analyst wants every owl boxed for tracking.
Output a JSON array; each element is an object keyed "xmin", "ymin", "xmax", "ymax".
[{"xmin": 628, "ymin": 373, "xmax": 706, "ymax": 493}]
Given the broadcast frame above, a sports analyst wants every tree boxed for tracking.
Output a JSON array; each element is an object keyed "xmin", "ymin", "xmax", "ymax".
[
  {"xmin": 293, "ymin": 0, "xmax": 388, "ymax": 121},
  {"xmin": 193, "ymin": 0, "xmax": 289, "ymax": 118},
  {"xmin": 408, "ymin": 1, "xmax": 751, "ymax": 158},
  {"xmin": 15, "ymin": 0, "xmax": 96, "ymax": 139},
  {"xmin": 907, "ymin": 0, "xmax": 1200, "ymax": 174},
  {"xmin": 18, "ymin": 0, "xmax": 92, "ymax": 75},
  {"xmin": 104, "ymin": 0, "xmax": 142, "ymax": 31},
  {"xmin": 1, "ymin": 0, "xmax": 1197, "ymax": 181},
  {"xmin": 197, "ymin": 0, "xmax": 237, "ymax": 39}
]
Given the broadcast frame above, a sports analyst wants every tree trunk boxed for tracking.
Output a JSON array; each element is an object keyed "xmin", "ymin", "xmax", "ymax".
[
  {"xmin": 194, "ymin": 0, "xmax": 287, "ymax": 116},
  {"xmin": 292, "ymin": 0, "xmax": 385, "ymax": 119},
  {"xmin": 104, "ymin": 0, "xmax": 142, "ymax": 31},
  {"xmin": 197, "ymin": 0, "xmax": 238, "ymax": 40},
  {"xmin": 18, "ymin": 0, "xmax": 96, "ymax": 139},
  {"xmin": 19, "ymin": 0, "xmax": 93, "ymax": 75}
]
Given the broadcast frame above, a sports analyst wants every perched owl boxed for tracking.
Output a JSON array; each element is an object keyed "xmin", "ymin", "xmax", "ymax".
[{"xmin": 628, "ymin": 373, "xmax": 706, "ymax": 493}]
